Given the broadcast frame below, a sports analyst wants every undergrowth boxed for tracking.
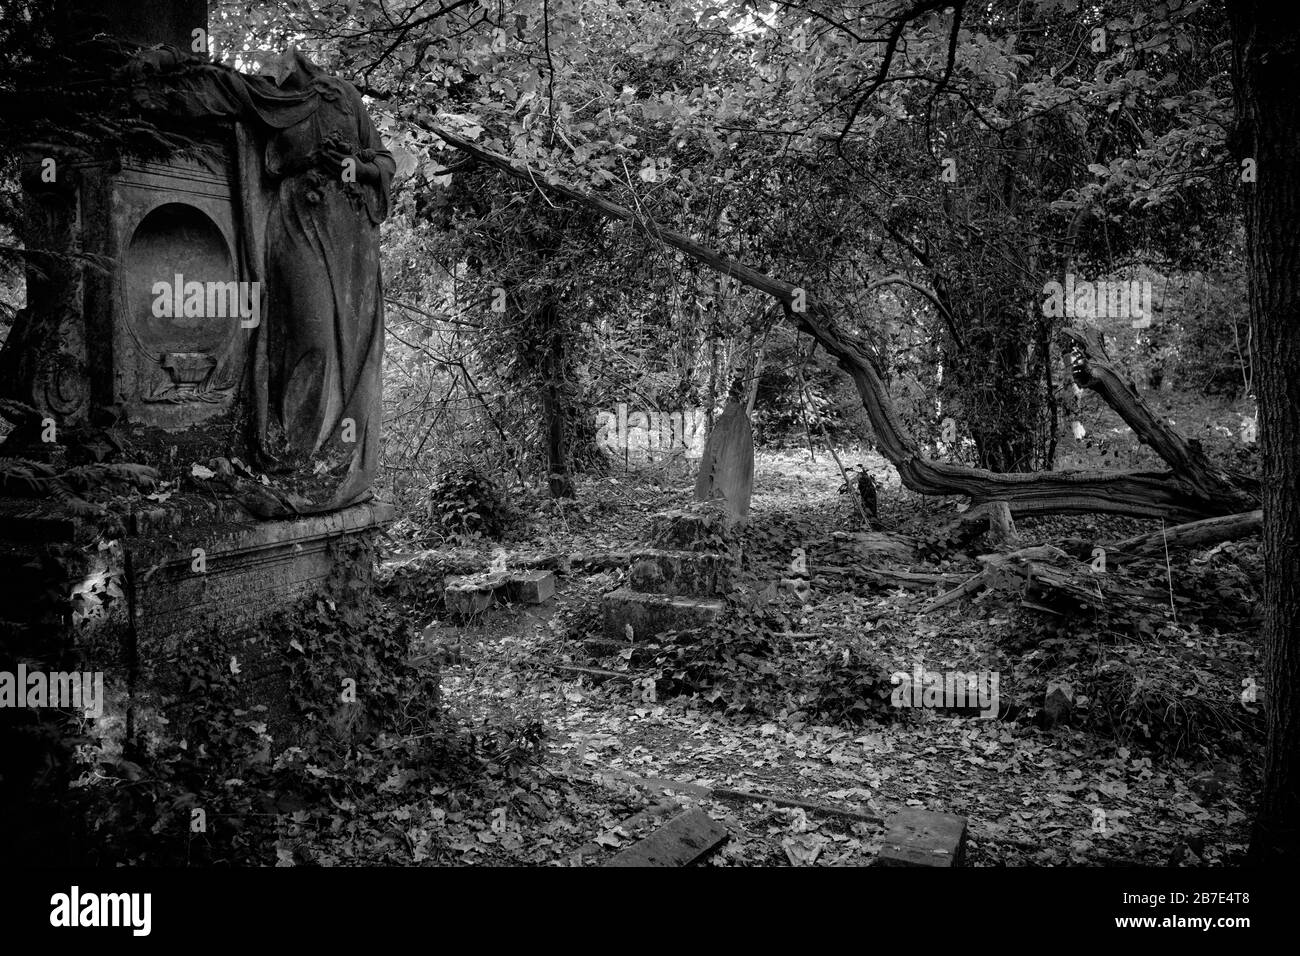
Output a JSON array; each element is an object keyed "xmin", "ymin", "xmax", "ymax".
[
  {"xmin": 644, "ymin": 599, "xmax": 898, "ymax": 726},
  {"xmin": 5, "ymin": 545, "xmax": 551, "ymax": 866}
]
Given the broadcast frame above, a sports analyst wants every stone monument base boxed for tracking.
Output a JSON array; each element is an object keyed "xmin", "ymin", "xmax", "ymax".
[
  {"xmin": 0, "ymin": 497, "xmax": 393, "ymax": 746},
  {"xmin": 599, "ymin": 502, "xmax": 741, "ymax": 643}
]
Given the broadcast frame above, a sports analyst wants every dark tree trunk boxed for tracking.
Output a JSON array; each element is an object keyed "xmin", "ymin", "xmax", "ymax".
[
  {"xmin": 539, "ymin": 294, "xmax": 576, "ymax": 498},
  {"xmin": 1232, "ymin": 3, "xmax": 1300, "ymax": 864}
]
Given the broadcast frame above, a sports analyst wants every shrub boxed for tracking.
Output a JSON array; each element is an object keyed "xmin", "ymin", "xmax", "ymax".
[{"xmin": 424, "ymin": 465, "xmax": 519, "ymax": 543}]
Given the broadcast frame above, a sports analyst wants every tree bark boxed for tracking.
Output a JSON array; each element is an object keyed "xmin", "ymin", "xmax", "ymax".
[{"xmin": 1232, "ymin": 3, "xmax": 1300, "ymax": 864}]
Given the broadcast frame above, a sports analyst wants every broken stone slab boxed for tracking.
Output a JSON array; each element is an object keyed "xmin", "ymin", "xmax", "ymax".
[
  {"xmin": 571, "ymin": 800, "xmax": 679, "ymax": 864},
  {"xmin": 605, "ymin": 808, "xmax": 729, "ymax": 867},
  {"xmin": 443, "ymin": 569, "xmax": 555, "ymax": 613},
  {"xmin": 602, "ymin": 588, "xmax": 725, "ymax": 641},
  {"xmin": 628, "ymin": 549, "xmax": 735, "ymax": 597},
  {"xmin": 877, "ymin": 809, "xmax": 968, "ymax": 867},
  {"xmin": 502, "ymin": 569, "xmax": 556, "ymax": 604},
  {"xmin": 442, "ymin": 577, "xmax": 496, "ymax": 617},
  {"xmin": 442, "ymin": 570, "xmax": 507, "ymax": 617}
]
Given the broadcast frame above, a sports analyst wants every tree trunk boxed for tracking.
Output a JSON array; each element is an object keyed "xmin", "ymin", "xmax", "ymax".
[
  {"xmin": 540, "ymin": 294, "xmax": 576, "ymax": 498},
  {"xmin": 1232, "ymin": 3, "xmax": 1300, "ymax": 864}
]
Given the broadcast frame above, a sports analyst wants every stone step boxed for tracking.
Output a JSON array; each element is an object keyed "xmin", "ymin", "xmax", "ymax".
[
  {"xmin": 601, "ymin": 588, "xmax": 725, "ymax": 641},
  {"xmin": 646, "ymin": 503, "xmax": 742, "ymax": 553},
  {"xmin": 876, "ymin": 809, "xmax": 968, "ymax": 867},
  {"xmin": 627, "ymin": 548, "xmax": 734, "ymax": 597}
]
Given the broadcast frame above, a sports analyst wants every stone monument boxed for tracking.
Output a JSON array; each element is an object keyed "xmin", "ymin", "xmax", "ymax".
[{"xmin": 0, "ymin": 0, "xmax": 395, "ymax": 742}]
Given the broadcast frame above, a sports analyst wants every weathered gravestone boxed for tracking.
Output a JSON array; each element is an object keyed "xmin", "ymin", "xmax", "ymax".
[
  {"xmin": 692, "ymin": 401, "xmax": 754, "ymax": 520},
  {"xmin": 0, "ymin": 3, "xmax": 395, "ymax": 743}
]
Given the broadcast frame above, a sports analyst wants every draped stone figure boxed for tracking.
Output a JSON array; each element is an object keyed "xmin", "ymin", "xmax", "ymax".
[{"xmin": 134, "ymin": 48, "xmax": 395, "ymax": 516}]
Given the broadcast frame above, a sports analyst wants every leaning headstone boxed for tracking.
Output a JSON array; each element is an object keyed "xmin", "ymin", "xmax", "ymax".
[
  {"xmin": 692, "ymin": 402, "xmax": 754, "ymax": 520},
  {"xmin": 877, "ymin": 809, "xmax": 968, "ymax": 867}
]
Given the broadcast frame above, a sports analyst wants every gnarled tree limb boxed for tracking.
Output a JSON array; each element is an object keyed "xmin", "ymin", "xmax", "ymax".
[
  {"xmin": 1062, "ymin": 326, "xmax": 1257, "ymax": 512},
  {"xmin": 429, "ymin": 126, "xmax": 1258, "ymax": 523}
]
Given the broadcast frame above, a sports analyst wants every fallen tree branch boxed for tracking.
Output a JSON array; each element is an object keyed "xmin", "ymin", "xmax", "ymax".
[
  {"xmin": 1105, "ymin": 509, "xmax": 1263, "ymax": 564},
  {"xmin": 1062, "ymin": 326, "xmax": 1258, "ymax": 512},
  {"xmin": 926, "ymin": 510, "xmax": 1266, "ymax": 615},
  {"xmin": 922, "ymin": 545, "xmax": 1068, "ymax": 614}
]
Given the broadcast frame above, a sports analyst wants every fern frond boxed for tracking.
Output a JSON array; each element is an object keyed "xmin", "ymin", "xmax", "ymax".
[
  {"xmin": 0, "ymin": 399, "xmax": 41, "ymax": 427},
  {"xmin": 61, "ymin": 462, "xmax": 160, "ymax": 492},
  {"xmin": 0, "ymin": 456, "xmax": 59, "ymax": 495},
  {"xmin": 43, "ymin": 479, "xmax": 106, "ymax": 517}
]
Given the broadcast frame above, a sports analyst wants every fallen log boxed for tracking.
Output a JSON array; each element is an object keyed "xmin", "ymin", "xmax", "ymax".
[
  {"xmin": 711, "ymin": 787, "xmax": 883, "ymax": 826},
  {"xmin": 827, "ymin": 530, "xmax": 920, "ymax": 565},
  {"xmin": 810, "ymin": 561, "xmax": 958, "ymax": 587},
  {"xmin": 948, "ymin": 511, "xmax": 1263, "ymax": 615},
  {"xmin": 985, "ymin": 559, "xmax": 1151, "ymax": 616},
  {"xmin": 922, "ymin": 546, "xmax": 1069, "ymax": 614},
  {"xmin": 1105, "ymin": 510, "xmax": 1263, "ymax": 564},
  {"xmin": 552, "ymin": 664, "xmax": 632, "ymax": 683},
  {"xmin": 612, "ymin": 770, "xmax": 885, "ymax": 825}
]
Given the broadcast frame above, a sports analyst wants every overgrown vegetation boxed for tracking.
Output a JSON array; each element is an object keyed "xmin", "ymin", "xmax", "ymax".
[{"xmin": 0, "ymin": 0, "xmax": 1286, "ymax": 866}]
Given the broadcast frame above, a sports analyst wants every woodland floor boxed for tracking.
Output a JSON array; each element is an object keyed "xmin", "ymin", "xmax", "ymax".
[{"xmin": 325, "ymin": 389, "xmax": 1265, "ymax": 867}]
